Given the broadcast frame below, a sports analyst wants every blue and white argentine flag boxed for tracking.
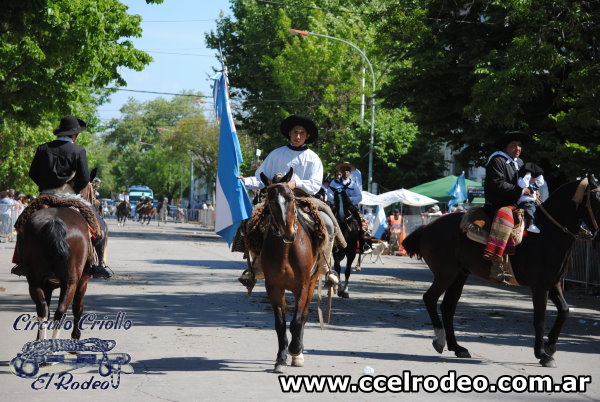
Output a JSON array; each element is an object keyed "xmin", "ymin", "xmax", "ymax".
[{"xmin": 213, "ymin": 71, "xmax": 252, "ymax": 245}]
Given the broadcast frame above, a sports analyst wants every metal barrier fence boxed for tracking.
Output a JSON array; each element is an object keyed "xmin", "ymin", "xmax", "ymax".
[
  {"xmin": 0, "ymin": 204, "xmax": 20, "ymax": 242},
  {"xmin": 402, "ymin": 214, "xmax": 599, "ymax": 288},
  {"xmin": 566, "ymin": 240, "xmax": 600, "ymax": 287}
]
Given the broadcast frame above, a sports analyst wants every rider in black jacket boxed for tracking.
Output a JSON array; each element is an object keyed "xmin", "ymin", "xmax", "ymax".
[{"xmin": 11, "ymin": 116, "xmax": 112, "ymax": 279}]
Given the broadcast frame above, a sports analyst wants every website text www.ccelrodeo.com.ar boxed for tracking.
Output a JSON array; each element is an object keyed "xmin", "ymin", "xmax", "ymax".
[{"xmin": 279, "ymin": 370, "xmax": 592, "ymax": 394}]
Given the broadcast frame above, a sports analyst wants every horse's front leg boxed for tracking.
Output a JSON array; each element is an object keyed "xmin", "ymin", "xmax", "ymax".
[
  {"xmin": 545, "ymin": 283, "xmax": 569, "ymax": 359},
  {"xmin": 289, "ymin": 272, "xmax": 319, "ymax": 368},
  {"xmin": 341, "ymin": 249, "xmax": 355, "ymax": 298},
  {"xmin": 440, "ymin": 272, "xmax": 470, "ymax": 358},
  {"xmin": 266, "ymin": 281, "xmax": 288, "ymax": 373},
  {"xmin": 532, "ymin": 287, "xmax": 555, "ymax": 367}
]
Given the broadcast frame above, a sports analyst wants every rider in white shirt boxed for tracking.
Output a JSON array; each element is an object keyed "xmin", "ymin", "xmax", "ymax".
[{"xmin": 238, "ymin": 115, "xmax": 342, "ymax": 286}]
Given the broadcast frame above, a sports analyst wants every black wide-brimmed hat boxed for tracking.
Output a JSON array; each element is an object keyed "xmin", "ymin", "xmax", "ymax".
[
  {"xmin": 280, "ymin": 115, "xmax": 318, "ymax": 144},
  {"xmin": 495, "ymin": 130, "xmax": 531, "ymax": 149},
  {"xmin": 335, "ymin": 162, "xmax": 354, "ymax": 171},
  {"xmin": 54, "ymin": 115, "xmax": 87, "ymax": 136}
]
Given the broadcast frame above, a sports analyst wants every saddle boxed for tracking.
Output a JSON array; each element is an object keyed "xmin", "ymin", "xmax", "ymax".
[{"xmin": 460, "ymin": 206, "xmax": 525, "ymax": 247}]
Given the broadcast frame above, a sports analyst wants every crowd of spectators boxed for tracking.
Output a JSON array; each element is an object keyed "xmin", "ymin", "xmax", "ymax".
[{"xmin": 0, "ymin": 189, "xmax": 33, "ymax": 237}]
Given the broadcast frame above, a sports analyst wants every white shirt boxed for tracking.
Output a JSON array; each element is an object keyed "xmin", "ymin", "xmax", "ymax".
[
  {"xmin": 328, "ymin": 177, "xmax": 362, "ymax": 205},
  {"xmin": 517, "ymin": 173, "xmax": 545, "ymax": 204},
  {"xmin": 244, "ymin": 145, "xmax": 323, "ymax": 195}
]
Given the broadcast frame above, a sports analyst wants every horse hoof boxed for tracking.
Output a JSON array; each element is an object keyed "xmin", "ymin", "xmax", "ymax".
[
  {"xmin": 539, "ymin": 355, "xmax": 557, "ymax": 368},
  {"xmin": 544, "ymin": 341, "xmax": 557, "ymax": 357},
  {"xmin": 454, "ymin": 349, "xmax": 471, "ymax": 358},
  {"xmin": 274, "ymin": 363, "xmax": 287, "ymax": 373},
  {"xmin": 432, "ymin": 340, "xmax": 445, "ymax": 354},
  {"xmin": 291, "ymin": 353, "xmax": 304, "ymax": 367}
]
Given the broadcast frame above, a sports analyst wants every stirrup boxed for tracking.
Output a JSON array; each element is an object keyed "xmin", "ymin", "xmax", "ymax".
[{"xmin": 238, "ymin": 270, "xmax": 257, "ymax": 293}]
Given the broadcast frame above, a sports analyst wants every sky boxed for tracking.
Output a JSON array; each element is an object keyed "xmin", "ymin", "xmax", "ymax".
[{"xmin": 97, "ymin": 0, "xmax": 233, "ymax": 123}]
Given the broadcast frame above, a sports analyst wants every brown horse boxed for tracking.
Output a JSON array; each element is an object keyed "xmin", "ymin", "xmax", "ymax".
[
  {"xmin": 21, "ymin": 183, "xmax": 100, "ymax": 341},
  {"xmin": 137, "ymin": 203, "xmax": 156, "ymax": 225},
  {"xmin": 402, "ymin": 176, "xmax": 600, "ymax": 368},
  {"xmin": 116, "ymin": 201, "xmax": 132, "ymax": 227},
  {"xmin": 259, "ymin": 168, "xmax": 322, "ymax": 373}
]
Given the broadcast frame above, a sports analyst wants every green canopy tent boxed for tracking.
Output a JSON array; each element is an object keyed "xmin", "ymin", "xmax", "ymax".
[{"xmin": 408, "ymin": 175, "xmax": 483, "ymax": 204}]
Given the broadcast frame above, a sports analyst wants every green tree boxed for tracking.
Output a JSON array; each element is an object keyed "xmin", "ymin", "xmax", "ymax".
[
  {"xmin": 101, "ymin": 94, "xmax": 222, "ymax": 199},
  {"xmin": 206, "ymin": 0, "xmax": 443, "ymax": 190},
  {"xmin": 377, "ymin": 0, "xmax": 600, "ymax": 183},
  {"xmin": 0, "ymin": 0, "xmax": 161, "ymax": 192}
]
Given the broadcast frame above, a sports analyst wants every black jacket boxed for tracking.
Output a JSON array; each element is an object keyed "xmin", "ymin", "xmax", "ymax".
[
  {"xmin": 484, "ymin": 154, "xmax": 524, "ymax": 210},
  {"xmin": 29, "ymin": 140, "xmax": 90, "ymax": 193}
]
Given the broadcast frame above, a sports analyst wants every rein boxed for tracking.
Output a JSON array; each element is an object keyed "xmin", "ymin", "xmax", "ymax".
[{"xmin": 536, "ymin": 178, "xmax": 599, "ymax": 240}]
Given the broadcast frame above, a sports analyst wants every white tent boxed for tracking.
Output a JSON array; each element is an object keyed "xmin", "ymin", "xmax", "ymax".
[
  {"xmin": 359, "ymin": 189, "xmax": 438, "ymax": 239},
  {"xmin": 360, "ymin": 189, "xmax": 438, "ymax": 207}
]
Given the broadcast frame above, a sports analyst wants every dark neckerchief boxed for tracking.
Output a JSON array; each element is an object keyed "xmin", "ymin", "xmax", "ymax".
[{"xmin": 286, "ymin": 143, "xmax": 308, "ymax": 152}]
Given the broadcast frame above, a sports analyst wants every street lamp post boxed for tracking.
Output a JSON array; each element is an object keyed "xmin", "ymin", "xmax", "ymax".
[{"xmin": 289, "ymin": 29, "xmax": 376, "ymax": 193}]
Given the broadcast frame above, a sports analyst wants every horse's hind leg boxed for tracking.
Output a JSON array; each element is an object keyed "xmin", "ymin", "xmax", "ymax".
[
  {"xmin": 71, "ymin": 278, "xmax": 89, "ymax": 340},
  {"xmin": 545, "ymin": 283, "xmax": 569, "ymax": 358},
  {"xmin": 266, "ymin": 283, "xmax": 288, "ymax": 373},
  {"xmin": 423, "ymin": 277, "xmax": 450, "ymax": 354},
  {"xmin": 29, "ymin": 286, "xmax": 49, "ymax": 340},
  {"xmin": 52, "ymin": 283, "xmax": 77, "ymax": 339},
  {"xmin": 440, "ymin": 272, "xmax": 471, "ymax": 358}
]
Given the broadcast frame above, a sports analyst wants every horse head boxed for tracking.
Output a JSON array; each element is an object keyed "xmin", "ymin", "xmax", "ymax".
[
  {"xmin": 543, "ymin": 175, "xmax": 600, "ymax": 240},
  {"xmin": 80, "ymin": 182, "xmax": 97, "ymax": 207},
  {"xmin": 332, "ymin": 185, "xmax": 351, "ymax": 222},
  {"xmin": 581, "ymin": 174, "xmax": 600, "ymax": 238},
  {"xmin": 262, "ymin": 168, "xmax": 297, "ymax": 243}
]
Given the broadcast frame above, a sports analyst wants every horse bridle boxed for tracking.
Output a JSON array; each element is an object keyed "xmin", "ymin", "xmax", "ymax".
[
  {"xmin": 267, "ymin": 184, "xmax": 298, "ymax": 243},
  {"xmin": 536, "ymin": 178, "xmax": 600, "ymax": 240}
]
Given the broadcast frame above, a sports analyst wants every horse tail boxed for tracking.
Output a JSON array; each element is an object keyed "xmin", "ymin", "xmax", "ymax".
[
  {"xmin": 402, "ymin": 225, "xmax": 425, "ymax": 260},
  {"xmin": 40, "ymin": 218, "xmax": 70, "ymax": 264}
]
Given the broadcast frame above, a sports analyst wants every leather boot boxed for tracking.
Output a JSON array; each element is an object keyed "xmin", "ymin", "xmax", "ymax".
[
  {"xmin": 489, "ymin": 258, "xmax": 512, "ymax": 285},
  {"xmin": 92, "ymin": 265, "xmax": 112, "ymax": 279}
]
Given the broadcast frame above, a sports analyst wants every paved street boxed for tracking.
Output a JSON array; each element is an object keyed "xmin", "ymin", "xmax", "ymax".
[{"xmin": 1, "ymin": 219, "xmax": 599, "ymax": 401}]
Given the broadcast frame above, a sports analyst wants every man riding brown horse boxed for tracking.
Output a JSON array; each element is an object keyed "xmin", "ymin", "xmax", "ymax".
[
  {"xmin": 10, "ymin": 115, "xmax": 112, "ymax": 280},
  {"xmin": 237, "ymin": 115, "xmax": 345, "ymax": 290},
  {"xmin": 483, "ymin": 130, "xmax": 532, "ymax": 284}
]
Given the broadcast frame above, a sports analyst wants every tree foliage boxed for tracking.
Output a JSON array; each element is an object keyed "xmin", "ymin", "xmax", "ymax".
[
  {"xmin": 206, "ymin": 0, "xmax": 440, "ymax": 190},
  {"xmin": 100, "ymin": 94, "xmax": 222, "ymax": 199},
  {"xmin": 377, "ymin": 0, "xmax": 600, "ymax": 184},
  {"xmin": 0, "ymin": 0, "xmax": 160, "ymax": 193}
]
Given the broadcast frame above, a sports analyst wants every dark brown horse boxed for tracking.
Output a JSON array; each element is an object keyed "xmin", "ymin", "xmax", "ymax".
[
  {"xmin": 259, "ymin": 168, "xmax": 322, "ymax": 373},
  {"xmin": 331, "ymin": 186, "xmax": 363, "ymax": 298},
  {"xmin": 402, "ymin": 177, "xmax": 600, "ymax": 368},
  {"xmin": 116, "ymin": 201, "xmax": 132, "ymax": 227},
  {"xmin": 21, "ymin": 183, "xmax": 99, "ymax": 341}
]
